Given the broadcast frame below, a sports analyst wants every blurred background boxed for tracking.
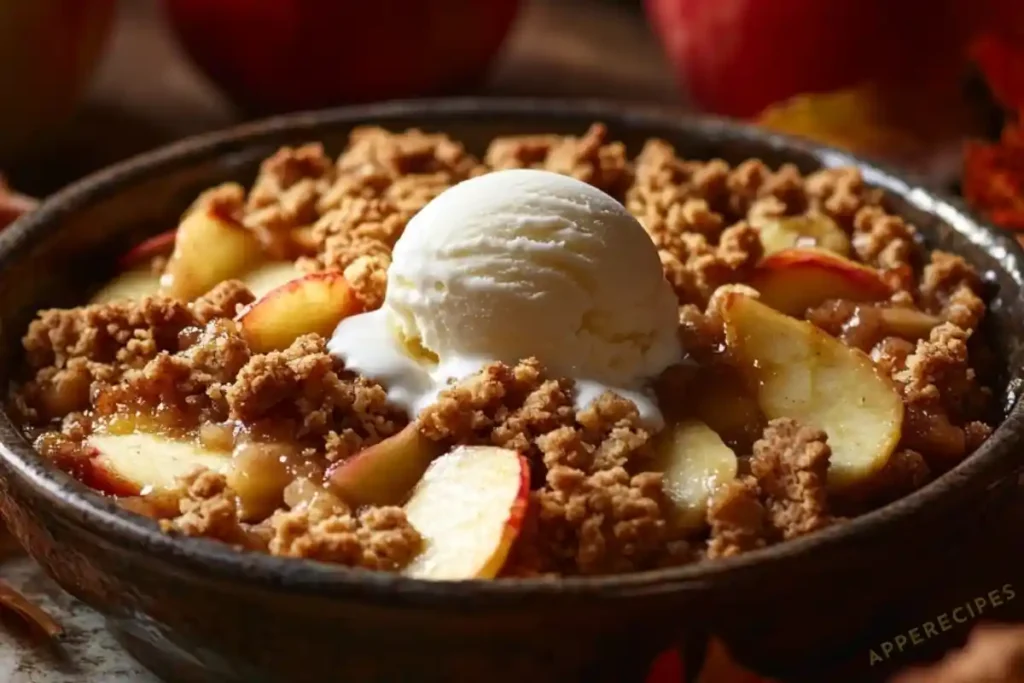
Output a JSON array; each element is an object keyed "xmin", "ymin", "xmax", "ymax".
[{"xmin": 1, "ymin": 0, "xmax": 1023, "ymax": 233}]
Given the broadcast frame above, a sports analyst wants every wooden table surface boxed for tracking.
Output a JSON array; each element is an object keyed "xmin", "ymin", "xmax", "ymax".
[{"xmin": 9, "ymin": 0, "xmax": 681, "ymax": 196}]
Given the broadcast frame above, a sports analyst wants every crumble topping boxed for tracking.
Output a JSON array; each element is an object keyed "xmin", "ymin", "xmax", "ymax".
[
  {"xmin": 267, "ymin": 504, "xmax": 421, "ymax": 570},
  {"xmin": 9, "ymin": 124, "xmax": 1000, "ymax": 576},
  {"xmin": 485, "ymin": 123, "xmax": 633, "ymax": 199},
  {"xmin": 706, "ymin": 418, "xmax": 834, "ymax": 557}
]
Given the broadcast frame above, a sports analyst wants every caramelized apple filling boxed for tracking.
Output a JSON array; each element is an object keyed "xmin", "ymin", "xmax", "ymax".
[{"xmin": 9, "ymin": 126, "xmax": 996, "ymax": 578}]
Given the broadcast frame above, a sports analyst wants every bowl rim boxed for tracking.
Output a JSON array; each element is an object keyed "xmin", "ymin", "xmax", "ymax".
[{"xmin": 2, "ymin": 96, "xmax": 1023, "ymax": 604}]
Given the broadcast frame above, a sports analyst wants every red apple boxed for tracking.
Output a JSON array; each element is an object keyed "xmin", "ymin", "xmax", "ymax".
[
  {"xmin": 161, "ymin": 0, "xmax": 523, "ymax": 113},
  {"xmin": 0, "ymin": 1, "xmax": 116, "ymax": 162},
  {"xmin": 644, "ymin": 0, "xmax": 978, "ymax": 118}
]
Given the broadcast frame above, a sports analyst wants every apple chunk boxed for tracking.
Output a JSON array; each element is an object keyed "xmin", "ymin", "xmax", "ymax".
[
  {"xmin": 326, "ymin": 423, "xmax": 444, "ymax": 508},
  {"xmin": 90, "ymin": 268, "xmax": 162, "ymax": 304},
  {"xmin": 403, "ymin": 446, "xmax": 529, "ymax": 580},
  {"xmin": 652, "ymin": 419, "xmax": 738, "ymax": 531},
  {"xmin": 752, "ymin": 213, "xmax": 851, "ymax": 257},
  {"xmin": 721, "ymin": 294, "xmax": 903, "ymax": 489},
  {"xmin": 84, "ymin": 432, "xmax": 231, "ymax": 496},
  {"xmin": 237, "ymin": 271, "xmax": 361, "ymax": 353},
  {"xmin": 242, "ymin": 260, "xmax": 303, "ymax": 299},
  {"xmin": 879, "ymin": 307, "xmax": 942, "ymax": 341},
  {"xmin": 750, "ymin": 247, "xmax": 892, "ymax": 317},
  {"xmin": 160, "ymin": 205, "xmax": 266, "ymax": 301}
]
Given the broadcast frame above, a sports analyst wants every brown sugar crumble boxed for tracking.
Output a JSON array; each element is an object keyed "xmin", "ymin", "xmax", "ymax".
[{"xmin": 9, "ymin": 124, "xmax": 999, "ymax": 576}]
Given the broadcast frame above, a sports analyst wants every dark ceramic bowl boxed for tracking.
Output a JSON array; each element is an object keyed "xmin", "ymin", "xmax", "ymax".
[{"xmin": 1, "ymin": 99, "xmax": 1023, "ymax": 683}]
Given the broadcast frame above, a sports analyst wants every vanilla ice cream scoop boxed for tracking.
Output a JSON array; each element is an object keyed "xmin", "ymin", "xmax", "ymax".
[{"xmin": 329, "ymin": 169, "xmax": 681, "ymax": 424}]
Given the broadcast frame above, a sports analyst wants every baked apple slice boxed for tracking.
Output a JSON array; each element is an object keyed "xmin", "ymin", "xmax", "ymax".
[
  {"xmin": 721, "ymin": 293, "xmax": 903, "ymax": 489},
  {"xmin": 750, "ymin": 248, "xmax": 892, "ymax": 317},
  {"xmin": 84, "ymin": 432, "xmax": 231, "ymax": 496},
  {"xmin": 652, "ymin": 419, "xmax": 738, "ymax": 531},
  {"xmin": 879, "ymin": 307, "xmax": 942, "ymax": 341},
  {"xmin": 160, "ymin": 205, "xmax": 266, "ymax": 301},
  {"xmin": 752, "ymin": 213, "xmax": 850, "ymax": 257},
  {"xmin": 90, "ymin": 268, "xmax": 162, "ymax": 304},
  {"xmin": 237, "ymin": 271, "xmax": 361, "ymax": 353},
  {"xmin": 242, "ymin": 261, "xmax": 303, "ymax": 299},
  {"xmin": 326, "ymin": 423, "xmax": 444, "ymax": 508},
  {"xmin": 403, "ymin": 446, "xmax": 530, "ymax": 580}
]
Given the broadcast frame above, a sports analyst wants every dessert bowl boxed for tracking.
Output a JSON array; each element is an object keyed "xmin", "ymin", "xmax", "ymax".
[{"xmin": 0, "ymin": 99, "xmax": 1023, "ymax": 683}]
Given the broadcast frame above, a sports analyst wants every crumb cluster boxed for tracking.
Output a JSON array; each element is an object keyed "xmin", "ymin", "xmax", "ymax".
[{"xmin": 10, "ymin": 124, "xmax": 998, "ymax": 575}]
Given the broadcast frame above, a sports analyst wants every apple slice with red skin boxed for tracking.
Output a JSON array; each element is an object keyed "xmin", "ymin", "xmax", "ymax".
[
  {"xmin": 326, "ymin": 423, "xmax": 444, "ymax": 508},
  {"xmin": 83, "ymin": 432, "xmax": 231, "ymax": 496},
  {"xmin": 752, "ymin": 213, "xmax": 851, "ymax": 257},
  {"xmin": 403, "ymin": 446, "xmax": 530, "ymax": 580},
  {"xmin": 237, "ymin": 270, "xmax": 361, "ymax": 353},
  {"xmin": 160, "ymin": 205, "xmax": 266, "ymax": 301},
  {"xmin": 750, "ymin": 247, "xmax": 893, "ymax": 317},
  {"xmin": 117, "ymin": 229, "xmax": 177, "ymax": 270},
  {"xmin": 721, "ymin": 293, "xmax": 903, "ymax": 490},
  {"xmin": 652, "ymin": 419, "xmax": 738, "ymax": 531}
]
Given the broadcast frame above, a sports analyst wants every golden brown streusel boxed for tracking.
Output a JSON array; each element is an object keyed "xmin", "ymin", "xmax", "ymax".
[
  {"xmin": 803, "ymin": 166, "xmax": 883, "ymax": 229},
  {"xmin": 161, "ymin": 470, "xmax": 263, "ymax": 549},
  {"xmin": 485, "ymin": 123, "xmax": 632, "ymax": 198},
  {"xmin": 418, "ymin": 359, "xmax": 575, "ymax": 455},
  {"xmin": 226, "ymin": 335, "xmax": 404, "ymax": 454},
  {"xmin": 895, "ymin": 323, "xmax": 993, "ymax": 468},
  {"xmin": 749, "ymin": 418, "xmax": 833, "ymax": 539},
  {"xmin": 920, "ymin": 251, "xmax": 987, "ymax": 332},
  {"xmin": 190, "ymin": 280, "xmax": 256, "ymax": 324},
  {"xmin": 706, "ymin": 478, "xmax": 768, "ymax": 559},
  {"xmin": 11, "ymin": 124, "xmax": 1001, "ymax": 575},
  {"xmin": 266, "ymin": 503, "xmax": 422, "ymax": 570}
]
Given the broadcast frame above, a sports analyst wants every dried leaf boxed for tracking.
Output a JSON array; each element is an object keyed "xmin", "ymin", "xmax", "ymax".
[
  {"xmin": 963, "ymin": 125, "xmax": 1024, "ymax": 230},
  {"xmin": 755, "ymin": 83, "xmax": 981, "ymax": 167},
  {"xmin": 0, "ymin": 580, "xmax": 63, "ymax": 639},
  {"xmin": 696, "ymin": 639, "xmax": 779, "ymax": 683},
  {"xmin": 970, "ymin": 33, "xmax": 1024, "ymax": 112},
  {"xmin": 646, "ymin": 647, "xmax": 684, "ymax": 683}
]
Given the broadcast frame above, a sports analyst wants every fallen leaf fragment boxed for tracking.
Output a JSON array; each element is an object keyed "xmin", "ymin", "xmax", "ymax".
[
  {"xmin": 646, "ymin": 646, "xmax": 684, "ymax": 683},
  {"xmin": 696, "ymin": 639, "xmax": 779, "ymax": 683},
  {"xmin": 970, "ymin": 32, "xmax": 1024, "ymax": 113},
  {"xmin": 0, "ymin": 580, "xmax": 63, "ymax": 638},
  {"xmin": 963, "ymin": 124, "xmax": 1024, "ymax": 231},
  {"xmin": 0, "ymin": 175, "xmax": 38, "ymax": 231},
  {"xmin": 754, "ymin": 83, "xmax": 981, "ymax": 169}
]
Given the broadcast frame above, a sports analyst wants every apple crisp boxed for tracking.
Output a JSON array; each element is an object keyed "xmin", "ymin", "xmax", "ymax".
[{"xmin": 8, "ymin": 124, "xmax": 998, "ymax": 578}]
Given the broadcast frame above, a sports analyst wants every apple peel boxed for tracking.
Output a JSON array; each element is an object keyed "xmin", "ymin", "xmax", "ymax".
[
  {"xmin": 403, "ymin": 446, "xmax": 530, "ymax": 580},
  {"xmin": 750, "ymin": 247, "xmax": 892, "ymax": 317},
  {"xmin": 85, "ymin": 432, "xmax": 231, "ymax": 496},
  {"xmin": 327, "ymin": 423, "xmax": 444, "ymax": 508},
  {"xmin": 237, "ymin": 270, "xmax": 361, "ymax": 354}
]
